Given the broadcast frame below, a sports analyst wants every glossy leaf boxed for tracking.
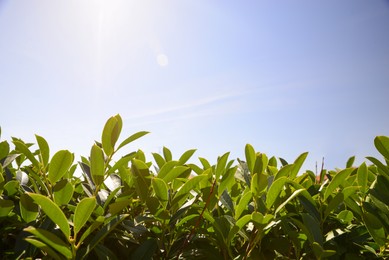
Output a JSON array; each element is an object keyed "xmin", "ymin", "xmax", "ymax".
[
  {"xmin": 74, "ymin": 197, "xmax": 96, "ymax": 238},
  {"xmin": 48, "ymin": 150, "xmax": 73, "ymax": 184},
  {"xmin": 27, "ymin": 193, "xmax": 70, "ymax": 239},
  {"xmin": 24, "ymin": 227, "xmax": 72, "ymax": 259},
  {"xmin": 13, "ymin": 140, "xmax": 39, "ymax": 167},
  {"xmin": 357, "ymin": 162, "xmax": 368, "ymax": 194},
  {"xmin": 178, "ymin": 149, "xmax": 196, "ymax": 165},
  {"xmin": 117, "ymin": 131, "xmax": 149, "ymax": 151},
  {"xmin": 90, "ymin": 144, "xmax": 105, "ymax": 186},
  {"xmin": 245, "ymin": 144, "xmax": 256, "ymax": 173},
  {"xmin": 25, "ymin": 238, "xmax": 62, "ymax": 260},
  {"xmin": 362, "ymin": 212, "xmax": 387, "ymax": 247},
  {"xmin": 163, "ymin": 165, "xmax": 190, "ymax": 183},
  {"xmin": 162, "ymin": 146, "xmax": 172, "ymax": 161},
  {"xmin": 101, "ymin": 114, "xmax": 122, "ymax": 156},
  {"xmin": 346, "ymin": 156, "xmax": 355, "ymax": 168},
  {"xmin": 266, "ymin": 176, "xmax": 288, "ymax": 209},
  {"xmin": 0, "ymin": 140, "xmax": 9, "ymax": 161},
  {"xmin": 235, "ymin": 190, "xmax": 252, "ymax": 220},
  {"xmin": 53, "ymin": 179, "xmax": 74, "ymax": 206},
  {"xmin": 323, "ymin": 168, "xmax": 353, "ymax": 201},
  {"xmin": 290, "ymin": 152, "xmax": 308, "ymax": 179},
  {"xmin": 172, "ymin": 175, "xmax": 207, "ymax": 207},
  {"xmin": 374, "ymin": 136, "xmax": 389, "ymax": 160},
  {"xmin": 215, "ymin": 152, "xmax": 230, "ymax": 179},
  {"xmin": 35, "ymin": 134, "xmax": 50, "ymax": 168},
  {"xmin": 152, "ymin": 152, "xmax": 166, "ymax": 169},
  {"xmin": 152, "ymin": 178, "xmax": 168, "ymax": 204}
]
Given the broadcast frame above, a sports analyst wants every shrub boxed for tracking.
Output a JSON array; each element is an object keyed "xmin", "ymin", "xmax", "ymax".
[{"xmin": 0, "ymin": 114, "xmax": 388, "ymax": 259}]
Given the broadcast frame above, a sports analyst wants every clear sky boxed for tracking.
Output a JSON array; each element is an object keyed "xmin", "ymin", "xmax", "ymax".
[{"xmin": 1, "ymin": 0, "xmax": 388, "ymax": 172}]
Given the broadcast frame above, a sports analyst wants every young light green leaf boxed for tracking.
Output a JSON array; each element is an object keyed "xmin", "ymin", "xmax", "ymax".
[
  {"xmin": 245, "ymin": 144, "xmax": 256, "ymax": 173},
  {"xmin": 48, "ymin": 150, "xmax": 73, "ymax": 184},
  {"xmin": 132, "ymin": 159, "xmax": 151, "ymax": 202},
  {"xmin": 74, "ymin": 197, "xmax": 96, "ymax": 239},
  {"xmin": 13, "ymin": 140, "xmax": 39, "ymax": 167},
  {"xmin": 337, "ymin": 210, "xmax": 354, "ymax": 224},
  {"xmin": 266, "ymin": 177, "xmax": 288, "ymax": 209},
  {"xmin": 20, "ymin": 193, "xmax": 39, "ymax": 223},
  {"xmin": 163, "ymin": 166, "xmax": 190, "ymax": 183},
  {"xmin": 172, "ymin": 175, "xmax": 207, "ymax": 207},
  {"xmin": 24, "ymin": 226, "xmax": 72, "ymax": 259},
  {"xmin": 253, "ymin": 153, "xmax": 268, "ymax": 175},
  {"xmin": 27, "ymin": 193, "xmax": 70, "ymax": 239},
  {"xmin": 215, "ymin": 152, "xmax": 230, "ymax": 179},
  {"xmin": 163, "ymin": 146, "xmax": 172, "ymax": 162},
  {"xmin": 235, "ymin": 190, "xmax": 252, "ymax": 220},
  {"xmin": 178, "ymin": 149, "xmax": 196, "ymax": 165},
  {"xmin": 323, "ymin": 168, "xmax": 353, "ymax": 201},
  {"xmin": 116, "ymin": 131, "xmax": 149, "ymax": 151},
  {"xmin": 274, "ymin": 164, "xmax": 293, "ymax": 181},
  {"xmin": 357, "ymin": 162, "xmax": 368, "ymax": 194},
  {"xmin": 101, "ymin": 115, "xmax": 122, "ymax": 156},
  {"xmin": 152, "ymin": 178, "xmax": 168, "ymax": 204},
  {"xmin": 90, "ymin": 144, "xmax": 105, "ymax": 186},
  {"xmin": 374, "ymin": 136, "xmax": 389, "ymax": 161},
  {"xmin": 156, "ymin": 160, "xmax": 178, "ymax": 179},
  {"xmin": 35, "ymin": 134, "xmax": 50, "ymax": 168},
  {"xmin": 290, "ymin": 152, "xmax": 308, "ymax": 179},
  {"xmin": 346, "ymin": 156, "xmax": 355, "ymax": 168},
  {"xmin": 251, "ymin": 172, "xmax": 268, "ymax": 196}
]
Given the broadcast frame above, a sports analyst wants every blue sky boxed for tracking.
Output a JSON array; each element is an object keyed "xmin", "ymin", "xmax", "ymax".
[{"xmin": 1, "ymin": 1, "xmax": 388, "ymax": 172}]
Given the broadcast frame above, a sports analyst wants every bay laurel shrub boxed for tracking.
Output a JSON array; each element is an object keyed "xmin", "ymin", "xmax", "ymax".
[{"xmin": 0, "ymin": 114, "xmax": 388, "ymax": 259}]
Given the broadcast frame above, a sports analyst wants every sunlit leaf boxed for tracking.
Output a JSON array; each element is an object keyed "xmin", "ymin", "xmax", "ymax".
[
  {"xmin": 374, "ymin": 136, "xmax": 389, "ymax": 161},
  {"xmin": 357, "ymin": 162, "xmax": 368, "ymax": 194},
  {"xmin": 20, "ymin": 193, "xmax": 38, "ymax": 223},
  {"xmin": 117, "ymin": 131, "xmax": 149, "ymax": 151},
  {"xmin": 48, "ymin": 150, "xmax": 73, "ymax": 184},
  {"xmin": 90, "ymin": 144, "xmax": 105, "ymax": 186},
  {"xmin": 362, "ymin": 211, "xmax": 387, "ymax": 247},
  {"xmin": 178, "ymin": 149, "xmax": 196, "ymax": 165},
  {"xmin": 74, "ymin": 197, "xmax": 96, "ymax": 239},
  {"xmin": 53, "ymin": 179, "xmax": 74, "ymax": 206},
  {"xmin": 152, "ymin": 178, "xmax": 168, "ymax": 205},
  {"xmin": 27, "ymin": 193, "xmax": 70, "ymax": 239},
  {"xmin": 266, "ymin": 177, "xmax": 288, "ymax": 209},
  {"xmin": 290, "ymin": 152, "xmax": 308, "ymax": 179},
  {"xmin": 101, "ymin": 114, "xmax": 122, "ymax": 156},
  {"xmin": 323, "ymin": 168, "xmax": 353, "ymax": 201},
  {"xmin": 24, "ymin": 238, "xmax": 62, "ymax": 260},
  {"xmin": 35, "ymin": 134, "xmax": 50, "ymax": 168},
  {"xmin": 235, "ymin": 190, "xmax": 252, "ymax": 220},
  {"xmin": 245, "ymin": 144, "xmax": 256, "ymax": 173}
]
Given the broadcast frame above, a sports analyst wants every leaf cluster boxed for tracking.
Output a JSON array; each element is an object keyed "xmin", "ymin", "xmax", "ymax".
[{"xmin": 0, "ymin": 115, "xmax": 388, "ymax": 259}]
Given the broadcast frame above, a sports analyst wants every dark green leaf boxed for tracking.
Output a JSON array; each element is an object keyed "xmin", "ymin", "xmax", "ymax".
[
  {"xmin": 20, "ymin": 193, "xmax": 38, "ymax": 223},
  {"xmin": 24, "ymin": 238, "xmax": 62, "ymax": 260},
  {"xmin": 0, "ymin": 199, "xmax": 14, "ymax": 217},
  {"xmin": 362, "ymin": 212, "xmax": 387, "ymax": 247},
  {"xmin": 24, "ymin": 227, "xmax": 72, "ymax": 259},
  {"xmin": 131, "ymin": 238, "xmax": 158, "ymax": 260}
]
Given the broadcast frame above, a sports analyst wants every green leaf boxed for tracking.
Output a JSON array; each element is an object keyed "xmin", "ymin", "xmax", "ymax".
[
  {"xmin": 357, "ymin": 162, "xmax": 368, "ymax": 194},
  {"xmin": 274, "ymin": 164, "xmax": 293, "ymax": 180},
  {"xmin": 109, "ymin": 200, "xmax": 131, "ymax": 216},
  {"xmin": 48, "ymin": 150, "xmax": 73, "ymax": 184},
  {"xmin": 218, "ymin": 166, "xmax": 237, "ymax": 196},
  {"xmin": 163, "ymin": 165, "xmax": 190, "ymax": 183},
  {"xmin": 74, "ymin": 197, "xmax": 96, "ymax": 239},
  {"xmin": 152, "ymin": 178, "xmax": 168, "ymax": 205},
  {"xmin": 24, "ymin": 227, "xmax": 72, "ymax": 259},
  {"xmin": 90, "ymin": 144, "xmax": 105, "ymax": 186},
  {"xmin": 251, "ymin": 172, "xmax": 268, "ymax": 196},
  {"xmin": 172, "ymin": 175, "xmax": 207, "ymax": 207},
  {"xmin": 132, "ymin": 159, "xmax": 151, "ymax": 202},
  {"xmin": 163, "ymin": 146, "xmax": 172, "ymax": 161},
  {"xmin": 13, "ymin": 140, "xmax": 39, "ymax": 167},
  {"xmin": 337, "ymin": 210, "xmax": 354, "ymax": 224},
  {"xmin": 323, "ymin": 168, "xmax": 353, "ymax": 201},
  {"xmin": 27, "ymin": 193, "xmax": 70, "ymax": 240},
  {"xmin": 253, "ymin": 153, "xmax": 268, "ymax": 175},
  {"xmin": 0, "ymin": 140, "xmax": 10, "ymax": 161},
  {"xmin": 178, "ymin": 149, "xmax": 196, "ymax": 165},
  {"xmin": 215, "ymin": 152, "xmax": 230, "ymax": 179},
  {"xmin": 235, "ymin": 190, "xmax": 252, "ymax": 220},
  {"xmin": 266, "ymin": 177, "xmax": 288, "ymax": 209},
  {"xmin": 117, "ymin": 131, "xmax": 149, "ymax": 151},
  {"xmin": 275, "ymin": 188, "xmax": 304, "ymax": 215},
  {"xmin": 0, "ymin": 199, "xmax": 14, "ymax": 217},
  {"xmin": 152, "ymin": 152, "xmax": 166, "ymax": 169},
  {"xmin": 106, "ymin": 152, "xmax": 136, "ymax": 175},
  {"xmin": 374, "ymin": 136, "xmax": 389, "ymax": 161},
  {"xmin": 366, "ymin": 156, "xmax": 389, "ymax": 177},
  {"xmin": 245, "ymin": 144, "xmax": 256, "ymax": 173},
  {"xmin": 312, "ymin": 242, "xmax": 336, "ymax": 259},
  {"xmin": 102, "ymin": 115, "xmax": 122, "ymax": 156},
  {"xmin": 53, "ymin": 180, "xmax": 74, "ymax": 206},
  {"xmin": 20, "ymin": 193, "xmax": 39, "ymax": 223},
  {"xmin": 77, "ymin": 216, "xmax": 104, "ymax": 245},
  {"xmin": 290, "ymin": 152, "xmax": 308, "ymax": 179},
  {"xmin": 199, "ymin": 157, "xmax": 211, "ymax": 169},
  {"xmin": 157, "ymin": 160, "xmax": 178, "ymax": 179},
  {"xmin": 346, "ymin": 156, "xmax": 355, "ymax": 168},
  {"xmin": 35, "ymin": 134, "xmax": 50, "ymax": 168},
  {"xmin": 24, "ymin": 238, "xmax": 62, "ymax": 260},
  {"xmin": 236, "ymin": 214, "xmax": 252, "ymax": 229},
  {"xmin": 362, "ymin": 212, "xmax": 387, "ymax": 247}
]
